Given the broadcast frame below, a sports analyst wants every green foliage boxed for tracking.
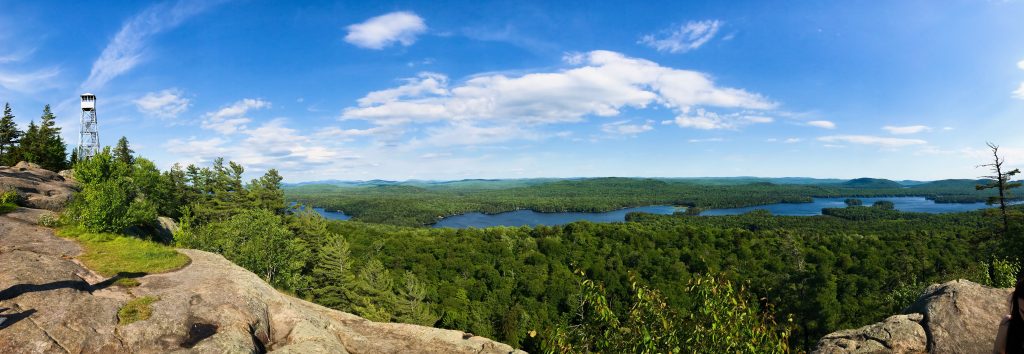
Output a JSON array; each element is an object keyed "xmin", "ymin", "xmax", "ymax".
[
  {"xmin": 113, "ymin": 136, "xmax": 135, "ymax": 165},
  {"xmin": 985, "ymin": 258, "xmax": 1022, "ymax": 288},
  {"xmin": 118, "ymin": 296, "xmax": 159, "ymax": 325},
  {"xmin": 0, "ymin": 189, "xmax": 18, "ymax": 214},
  {"xmin": 58, "ymin": 226, "xmax": 190, "ymax": 277},
  {"xmin": 0, "ymin": 102, "xmax": 21, "ymax": 165},
  {"xmin": 871, "ymin": 200, "xmax": 895, "ymax": 210},
  {"xmin": 63, "ymin": 148, "xmax": 159, "ymax": 233},
  {"xmin": 844, "ymin": 198, "xmax": 862, "ymax": 206},
  {"xmin": 8, "ymin": 105, "xmax": 68, "ymax": 171},
  {"xmin": 544, "ymin": 272, "xmax": 790, "ymax": 353},
  {"xmin": 180, "ymin": 209, "xmax": 310, "ymax": 290}
]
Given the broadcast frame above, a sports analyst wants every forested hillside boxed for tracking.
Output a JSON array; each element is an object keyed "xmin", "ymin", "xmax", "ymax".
[{"xmin": 287, "ymin": 177, "xmax": 1006, "ymax": 226}]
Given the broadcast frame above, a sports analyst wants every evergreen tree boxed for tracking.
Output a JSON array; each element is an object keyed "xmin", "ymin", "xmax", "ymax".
[
  {"xmin": 16, "ymin": 121, "xmax": 40, "ymax": 164},
  {"xmin": 69, "ymin": 148, "xmax": 79, "ymax": 166},
  {"xmin": 250, "ymin": 169, "xmax": 285, "ymax": 213},
  {"xmin": 394, "ymin": 271, "xmax": 437, "ymax": 326},
  {"xmin": 311, "ymin": 234, "xmax": 357, "ymax": 309},
  {"xmin": 351, "ymin": 258, "xmax": 395, "ymax": 322},
  {"xmin": 0, "ymin": 103, "xmax": 21, "ymax": 165},
  {"xmin": 35, "ymin": 105, "xmax": 68, "ymax": 171},
  {"xmin": 113, "ymin": 136, "xmax": 135, "ymax": 165}
]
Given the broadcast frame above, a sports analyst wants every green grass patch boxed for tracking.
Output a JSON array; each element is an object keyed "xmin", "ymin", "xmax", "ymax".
[
  {"xmin": 0, "ymin": 202, "xmax": 16, "ymax": 215},
  {"xmin": 118, "ymin": 296, "xmax": 158, "ymax": 325},
  {"xmin": 58, "ymin": 226, "xmax": 190, "ymax": 277}
]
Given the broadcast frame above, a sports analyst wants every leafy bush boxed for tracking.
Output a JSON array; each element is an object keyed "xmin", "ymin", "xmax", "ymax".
[
  {"xmin": 0, "ymin": 189, "xmax": 18, "ymax": 214},
  {"xmin": 62, "ymin": 148, "xmax": 160, "ymax": 233},
  {"xmin": 544, "ymin": 272, "xmax": 790, "ymax": 353}
]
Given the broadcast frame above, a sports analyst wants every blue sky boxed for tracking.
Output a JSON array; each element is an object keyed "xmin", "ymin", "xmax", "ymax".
[{"xmin": 1, "ymin": 0, "xmax": 1023, "ymax": 181}]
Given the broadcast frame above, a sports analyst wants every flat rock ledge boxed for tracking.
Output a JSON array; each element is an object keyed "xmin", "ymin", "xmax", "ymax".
[
  {"xmin": 813, "ymin": 280, "xmax": 1012, "ymax": 354},
  {"xmin": 0, "ymin": 162, "xmax": 78, "ymax": 211},
  {"xmin": 0, "ymin": 208, "xmax": 525, "ymax": 353}
]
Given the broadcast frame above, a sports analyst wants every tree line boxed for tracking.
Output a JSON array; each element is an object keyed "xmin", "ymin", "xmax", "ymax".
[{"xmin": 0, "ymin": 103, "xmax": 69, "ymax": 170}]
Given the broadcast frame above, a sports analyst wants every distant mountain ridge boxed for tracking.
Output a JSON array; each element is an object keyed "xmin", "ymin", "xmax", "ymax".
[{"xmin": 285, "ymin": 176, "xmax": 994, "ymax": 188}]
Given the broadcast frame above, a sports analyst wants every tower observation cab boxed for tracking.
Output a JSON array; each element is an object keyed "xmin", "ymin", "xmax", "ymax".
[{"xmin": 78, "ymin": 93, "xmax": 100, "ymax": 160}]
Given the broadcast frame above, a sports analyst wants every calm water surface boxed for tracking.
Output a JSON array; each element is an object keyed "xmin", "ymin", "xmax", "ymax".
[
  {"xmin": 431, "ymin": 197, "xmax": 999, "ymax": 228},
  {"xmin": 311, "ymin": 196, "xmax": 1002, "ymax": 229}
]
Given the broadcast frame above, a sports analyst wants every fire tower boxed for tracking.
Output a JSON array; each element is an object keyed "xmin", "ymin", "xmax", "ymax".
[{"xmin": 78, "ymin": 93, "xmax": 99, "ymax": 160}]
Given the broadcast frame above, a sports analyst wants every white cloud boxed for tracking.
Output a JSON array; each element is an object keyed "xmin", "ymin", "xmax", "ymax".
[
  {"xmin": 562, "ymin": 52, "xmax": 585, "ymax": 65},
  {"xmin": 83, "ymin": 0, "xmax": 224, "ymax": 89},
  {"xmin": 667, "ymin": 109, "xmax": 774, "ymax": 130},
  {"xmin": 201, "ymin": 98, "xmax": 270, "ymax": 134},
  {"xmin": 601, "ymin": 120, "xmax": 654, "ymax": 135},
  {"xmin": 1013, "ymin": 82, "xmax": 1024, "ymax": 100},
  {"xmin": 0, "ymin": 67, "xmax": 60, "ymax": 93},
  {"xmin": 0, "ymin": 48, "xmax": 35, "ymax": 64},
  {"xmin": 817, "ymin": 135, "xmax": 927, "ymax": 148},
  {"xmin": 640, "ymin": 20, "xmax": 722, "ymax": 53},
  {"xmin": 882, "ymin": 125, "xmax": 931, "ymax": 134},
  {"xmin": 1018, "ymin": 59, "xmax": 1024, "ymax": 70},
  {"xmin": 807, "ymin": 120, "xmax": 836, "ymax": 129},
  {"xmin": 343, "ymin": 50, "xmax": 776, "ymax": 144},
  {"xmin": 135, "ymin": 89, "xmax": 190, "ymax": 119},
  {"xmin": 167, "ymin": 118, "xmax": 353, "ymax": 174},
  {"xmin": 345, "ymin": 11, "xmax": 427, "ymax": 49},
  {"xmin": 784, "ymin": 138, "xmax": 802, "ymax": 143}
]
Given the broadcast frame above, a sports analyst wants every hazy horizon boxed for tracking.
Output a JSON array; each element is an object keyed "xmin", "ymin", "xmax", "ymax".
[{"xmin": 1, "ymin": 1, "xmax": 1023, "ymax": 182}]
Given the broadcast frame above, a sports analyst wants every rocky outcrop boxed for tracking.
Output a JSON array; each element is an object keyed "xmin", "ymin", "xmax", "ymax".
[
  {"xmin": 0, "ymin": 162, "xmax": 78, "ymax": 211},
  {"xmin": 813, "ymin": 280, "xmax": 1012, "ymax": 354},
  {"xmin": 0, "ymin": 208, "xmax": 524, "ymax": 353}
]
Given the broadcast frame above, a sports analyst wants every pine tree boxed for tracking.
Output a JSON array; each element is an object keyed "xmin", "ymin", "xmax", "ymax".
[
  {"xmin": 394, "ymin": 271, "xmax": 438, "ymax": 326},
  {"xmin": 0, "ymin": 103, "xmax": 21, "ymax": 165},
  {"xmin": 351, "ymin": 258, "xmax": 395, "ymax": 322},
  {"xmin": 113, "ymin": 136, "xmax": 134, "ymax": 165},
  {"xmin": 977, "ymin": 142, "xmax": 1022, "ymax": 233},
  {"xmin": 36, "ymin": 105, "xmax": 68, "ymax": 171},
  {"xmin": 311, "ymin": 235, "xmax": 356, "ymax": 309},
  {"xmin": 69, "ymin": 148, "xmax": 79, "ymax": 166},
  {"xmin": 16, "ymin": 121, "xmax": 40, "ymax": 164}
]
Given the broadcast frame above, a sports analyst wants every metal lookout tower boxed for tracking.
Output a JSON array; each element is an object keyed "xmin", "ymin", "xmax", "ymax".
[{"xmin": 78, "ymin": 93, "xmax": 99, "ymax": 160}]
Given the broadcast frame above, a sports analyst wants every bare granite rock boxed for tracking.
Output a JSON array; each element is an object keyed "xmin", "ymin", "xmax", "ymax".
[
  {"xmin": 814, "ymin": 280, "xmax": 1012, "ymax": 354},
  {"xmin": 814, "ymin": 314, "xmax": 926, "ymax": 354},
  {"xmin": 0, "ymin": 208, "xmax": 525, "ymax": 353},
  {"xmin": 0, "ymin": 162, "xmax": 78, "ymax": 211}
]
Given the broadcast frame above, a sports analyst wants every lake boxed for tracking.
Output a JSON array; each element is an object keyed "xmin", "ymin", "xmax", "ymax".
[
  {"xmin": 431, "ymin": 197, "xmax": 999, "ymax": 228},
  {"xmin": 310, "ymin": 196, "xmax": 1002, "ymax": 229}
]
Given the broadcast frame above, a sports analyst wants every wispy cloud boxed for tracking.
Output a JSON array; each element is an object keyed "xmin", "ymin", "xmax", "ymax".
[
  {"xmin": 806, "ymin": 120, "xmax": 836, "ymax": 129},
  {"xmin": 640, "ymin": 20, "xmax": 722, "ymax": 53},
  {"xmin": 882, "ymin": 125, "xmax": 931, "ymax": 134},
  {"xmin": 688, "ymin": 138, "xmax": 724, "ymax": 143},
  {"xmin": 82, "ymin": 0, "xmax": 225, "ymax": 90},
  {"xmin": 1014, "ymin": 82, "xmax": 1024, "ymax": 100},
  {"xmin": 201, "ymin": 98, "xmax": 270, "ymax": 134},
  {"xmin": 0, "ymin": 48, "xmax": 35, "ymax": 64},
  {"xmin": 0, "ymin": 67, "xmax": 60, "ymax": 93},
  {"xmin": 665, "ymin": 109, "xmax": 774, "ymax": 130},
  {"xmin": 817, "ymin": 135, "xmax": 926, "ymax": 148},
  {"xmin": 601, "ymin": 120, "xmax": 654, "ymax": 135},
  {"xmin": 345, "ymin": 11, "xmax": 427, "ymax": 49},
  {"xmin": 135, "ymin": 89, "xmax": 190, "ymax": 119}
]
